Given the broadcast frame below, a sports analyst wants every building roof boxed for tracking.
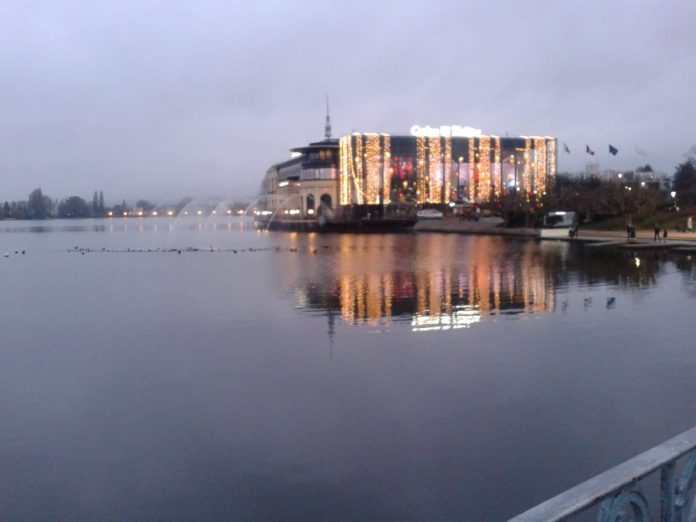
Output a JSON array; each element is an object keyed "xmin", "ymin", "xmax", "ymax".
[
  {"xmin": 268, "ymin": 156, "xmax": 302, "ymax": 171},
  {"xmin": 290, "ymin": 138, "xmax": 339, "ymax": 154}
]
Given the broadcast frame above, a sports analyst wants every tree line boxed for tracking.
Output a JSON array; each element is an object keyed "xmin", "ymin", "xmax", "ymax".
[
  {"xmin": 0, "ymin": 189, "xmax": 251, "ymax": 220},
  {"xmin": 489, "ymin": 148, "xmax": 696, "ymax": 227},
  {"xmin": 672, "ymin": 149, "xmax": 696, "ymax": 208},
  {"xmin": 492, "ymin": 173, "xmax": 672, "ymax": 227},
  {"xmin": 0, "ymin": 189, "xmax": 107, "ymax": 219}
]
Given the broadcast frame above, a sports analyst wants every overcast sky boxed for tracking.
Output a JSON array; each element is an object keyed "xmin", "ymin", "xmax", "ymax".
[{"xmin": 1, "ymin": 0, "xmax": 695, "ymax": 202}]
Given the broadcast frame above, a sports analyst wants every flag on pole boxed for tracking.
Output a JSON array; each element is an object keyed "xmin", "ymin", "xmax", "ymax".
[
  {"xmin": 609, "ymin": 144, "xmax": 619, "ymax": 156},
  {"xmin": 586, "ymin": 145, "xmax": 595, "ymax": 155},
  {"xmin": 563, "ymin": 143, "xmax": 570, "ymax": 154}
]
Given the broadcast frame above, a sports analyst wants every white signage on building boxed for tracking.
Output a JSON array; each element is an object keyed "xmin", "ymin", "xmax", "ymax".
[{"xmin": 409, "ymin": 125, "xmax": 482, "ymax": 138}]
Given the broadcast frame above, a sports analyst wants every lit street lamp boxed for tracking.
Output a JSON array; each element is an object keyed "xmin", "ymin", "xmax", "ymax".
[{"xmin": 670, "ymin": 191, "xmax": 679, "ymax": 211}]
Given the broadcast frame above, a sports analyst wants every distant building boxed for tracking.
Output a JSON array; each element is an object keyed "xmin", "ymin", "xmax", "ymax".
[{"xmin": 571, "ymin": 168, "xmax": 671, "ymax": 189}]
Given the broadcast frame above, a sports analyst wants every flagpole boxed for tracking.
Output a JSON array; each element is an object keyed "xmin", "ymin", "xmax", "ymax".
[
  {"xmin": 633, "ymin": 144, "xmax": 637, "ymax": 171},
  {"xmin": 585, "ymin": 146, "xmax": 588, "ymax": 176}
]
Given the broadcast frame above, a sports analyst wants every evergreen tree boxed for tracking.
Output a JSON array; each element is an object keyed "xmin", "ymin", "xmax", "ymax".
[
  {"xmin": 98, "ymin": 191, "xmax": 105, "ymax": 214},
  {"xmin": 92, "ymin": 191, "xmax": 99, "ymax": 216},
  {"xmin": 673, "ymin": 160, "xmax": 696, "ymax": 208}
]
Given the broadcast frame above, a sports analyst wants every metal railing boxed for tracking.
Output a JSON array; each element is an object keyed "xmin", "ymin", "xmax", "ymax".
[{"xmin": 509, "ymin": 426, "xmax": 696, "ymax": 521}]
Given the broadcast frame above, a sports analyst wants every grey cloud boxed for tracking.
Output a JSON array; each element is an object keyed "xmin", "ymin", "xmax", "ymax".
[{"xmin": 1, "ymin": 0, "xmax": 695, "ymax": 201}]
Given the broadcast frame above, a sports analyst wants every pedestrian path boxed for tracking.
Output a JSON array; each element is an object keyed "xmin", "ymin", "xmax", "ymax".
[{"xmin": 414, "ymin": 217, "xmax": 696, "ymax": 252}]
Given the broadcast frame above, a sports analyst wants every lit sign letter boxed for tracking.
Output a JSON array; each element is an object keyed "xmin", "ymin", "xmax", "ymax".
[{"xmin": 411, "ymin": 125, "xmax": 482, "ymax": 138}]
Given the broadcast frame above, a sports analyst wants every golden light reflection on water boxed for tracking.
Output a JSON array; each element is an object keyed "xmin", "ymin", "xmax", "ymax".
[{"xmin": 277, "ymin": 235, "xmax": 561, "ymax": 332}]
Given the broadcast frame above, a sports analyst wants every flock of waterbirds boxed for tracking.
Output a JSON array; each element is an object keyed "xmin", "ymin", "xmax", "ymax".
[
  {"xmin": 5, "ymin": 243, "xmax": 397, "ymax": 257},
  {"xmin": 66, "ymin": 245, "xmax": 329, "ymax": 255}
]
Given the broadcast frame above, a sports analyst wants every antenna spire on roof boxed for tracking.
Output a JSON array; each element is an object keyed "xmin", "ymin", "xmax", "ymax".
[{"xmin": 324, "ymin": 94, "xmax": 332, "ymax": 139}]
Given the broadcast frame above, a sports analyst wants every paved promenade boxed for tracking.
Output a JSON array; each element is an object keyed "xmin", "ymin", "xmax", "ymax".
[{"xmin": 414, "ymin": 217, "xmax": 696, "ymax": 247}]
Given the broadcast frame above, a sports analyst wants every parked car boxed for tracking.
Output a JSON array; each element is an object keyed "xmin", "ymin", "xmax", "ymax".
[
  {"xmin": 544, "ymin": 211, "xmax": 576, "ymax": 228},
  {"xmin": 416, "ymin": 209, "xmax": 444, "ymax": 220}
]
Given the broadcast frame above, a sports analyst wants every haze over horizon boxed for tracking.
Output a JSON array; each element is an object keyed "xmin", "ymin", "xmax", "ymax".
[{"xmin": 2, "ymin": 0, "xmax": 695, "ymax": 202}]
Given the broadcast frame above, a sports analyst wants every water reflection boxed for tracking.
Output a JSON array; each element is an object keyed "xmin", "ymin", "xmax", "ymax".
[
  {"xmin": 675, "ymin": 254, "xmax": 696, "ymax": 298},
  {"xmin": 0, "ymin": 225, "xmax": 694, "ymax": 521},
  {"xmin": 0, "ymin": 216, "xmax": 252, "ymax": 234},
  {"xmin": 275, "ymin": 234, "xmax": 694, "ymax": 332}
]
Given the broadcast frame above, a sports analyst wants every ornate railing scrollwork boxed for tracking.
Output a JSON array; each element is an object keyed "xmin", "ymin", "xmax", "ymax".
[
  {"xmin": 674, "ymin": 451, "xmax": 696, "ymax": 522},
  {"xmin": 508, "ymin": 426, "xmax": 696, "ymax": 522},
  {"xmin": 597, "ymin": 486, "xmax": 651, "ymax": 522}
]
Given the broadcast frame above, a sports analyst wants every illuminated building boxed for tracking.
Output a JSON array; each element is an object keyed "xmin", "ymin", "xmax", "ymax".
[
  {"xmin": 261, "ymin": 122, "xmax": 557, "ymax": 222},
  {"xmin": 340, "ymin": 133, "xmax": 557, "ymax": 205}
]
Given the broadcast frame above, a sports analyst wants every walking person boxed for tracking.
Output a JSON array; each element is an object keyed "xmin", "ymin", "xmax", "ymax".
[
  {"xmin": 653, "ymin": 223, "xmax": 661, "ymax": 241},
  {"xmin": 663, "ymin": 228, "xmax": 668, "ymax": 242}
]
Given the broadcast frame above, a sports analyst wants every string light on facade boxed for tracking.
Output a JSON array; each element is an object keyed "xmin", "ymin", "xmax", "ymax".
[
  {"xmin": 522, "ymin": 137, "xmax": 532, "ymax": 199},
  {"xmin": 468, "ymin": 137, "xmax": 476, "ymax": 202},
  {"xmin": 339, "ymin": 137, "xmax": 351, "ymax": 204},
  {"xmin": 479, "ymin": 136, "xmax": 491, "ymax": 202},
  {"xmin": 492, "ymin": 136, "xmax": 501, "ymax": 197},
  {"xmin": 444, "ymin": 137, "xmax": 452, "ymax": 202},
  {"xmin": 364, "ymin": 134, "xmax": 381, "ymax": 204},
  {"xmin": 416, "ymin": 137, "xmax": 427, "ymax": 204},
  {"xmin": 382, "ymin": 134, "xmax": 391, "ymax": 204},
  {"xmin": 353, "ymin": 135, "xmax": 364, "ymax": 204},
  {"xmin": 534, "ymin": 138, "xmax": 547, "ymax": 195},
  {"xmin": 428, "ymin": 137, "xmax": 443, "ymax": 203},
  {"xmin": 546, "ymin": 138, "xmax": 556, "ymax": 187}
]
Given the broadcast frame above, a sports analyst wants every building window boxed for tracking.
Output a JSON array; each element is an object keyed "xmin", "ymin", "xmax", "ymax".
[
  {"xmin": 306, "ymin": 194, "xmax": 315, "ymax": 212},
  {"xmin": 301, "ymin": 168, "xmax": 337, "ymax": 180},
  {"xmin": 320, "ymin": 194, "xmax": 332, "ymax": 209}
]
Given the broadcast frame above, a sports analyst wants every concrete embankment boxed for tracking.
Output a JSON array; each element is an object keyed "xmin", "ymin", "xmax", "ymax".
[{"xmin": 414, "ymin": 217, "xmax": 538, "ymax": 237}]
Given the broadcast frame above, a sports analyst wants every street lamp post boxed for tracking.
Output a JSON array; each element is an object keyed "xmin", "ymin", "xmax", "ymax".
[{"xmin": 670, "ymin": 191, "xmax": 678, "ymax": 211}]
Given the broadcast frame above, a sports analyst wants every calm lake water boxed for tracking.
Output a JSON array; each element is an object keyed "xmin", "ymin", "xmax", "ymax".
[{"xmin": 1, "ymin": 217, "xmax": 695, "ymax": 521}]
